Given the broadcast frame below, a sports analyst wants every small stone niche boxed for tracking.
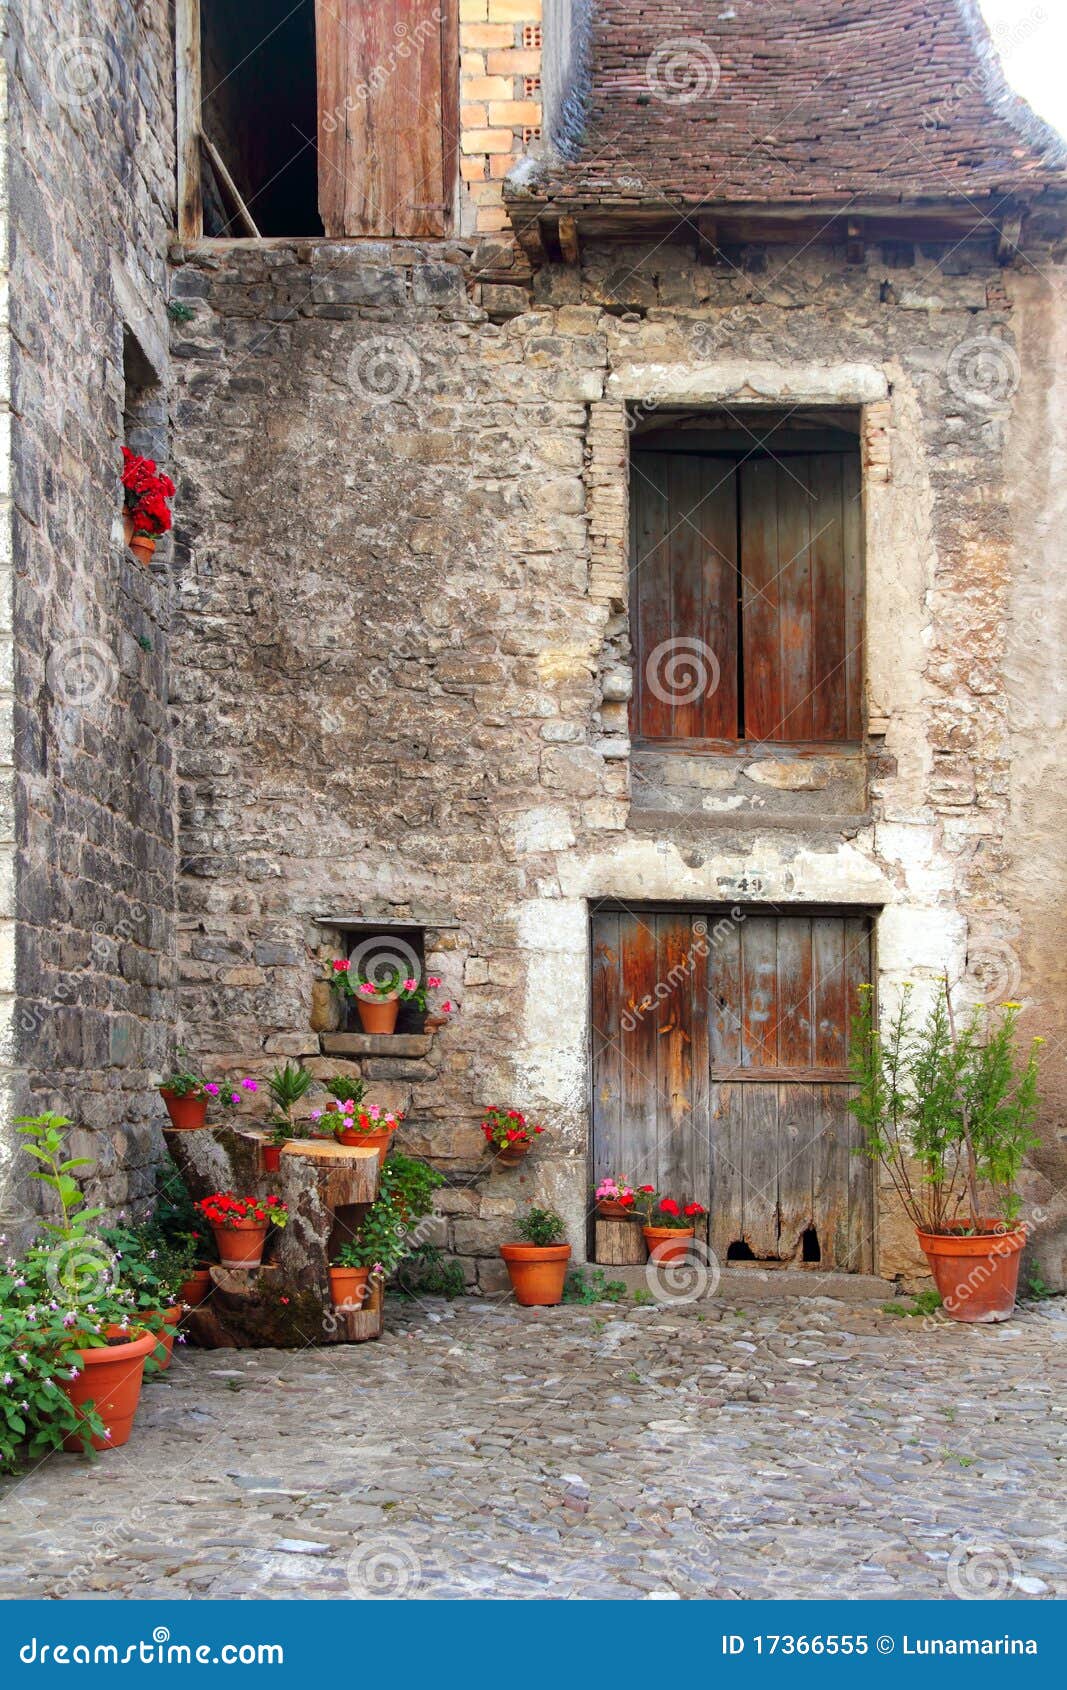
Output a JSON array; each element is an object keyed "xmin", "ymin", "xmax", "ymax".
[{"xmin": 319, "ymin": 920, "xmax": 430, "ymax": 1035}]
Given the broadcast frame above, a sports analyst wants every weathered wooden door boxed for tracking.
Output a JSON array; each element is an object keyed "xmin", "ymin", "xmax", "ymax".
[
  {"xmin": 315, "ymin": 0, "xmax": 458, "ymax": 237},
  {"xmin": 591, "ymin": 909, "xmax": 873, "ymax": 1271}
]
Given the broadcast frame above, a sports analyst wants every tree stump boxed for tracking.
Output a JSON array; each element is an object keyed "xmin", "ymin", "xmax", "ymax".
[
  {"xmin": 164, "ymin": 1125, "xmax": 382, "ymax": 1346},
  {"xmin": 595, "ymin": 1218, "xmax": 647, "ymax": 1266}
]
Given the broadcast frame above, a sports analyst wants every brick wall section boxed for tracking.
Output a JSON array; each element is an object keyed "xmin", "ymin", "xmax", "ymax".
[
  {"xmin": 460, "ymin": 0, "xmax": 542, "ymax": 234},
  {"xmin": 1, "ymin": 1, "xmax": 177, "ymax": 1224},
  {"xmin": 168, "ymin": 234, "xmax": 1067, "ymax": 1288}
]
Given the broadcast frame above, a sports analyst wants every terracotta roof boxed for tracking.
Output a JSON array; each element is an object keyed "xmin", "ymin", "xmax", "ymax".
[{"xmin": 507, "ymin": 0, "xmax": 1067, "ymax": 221}]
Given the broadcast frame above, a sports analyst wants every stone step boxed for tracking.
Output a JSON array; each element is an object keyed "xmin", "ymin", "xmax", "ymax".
[{"xmin": 322, "ymin": 1032, "xmax": 433, "ymax": 1058}]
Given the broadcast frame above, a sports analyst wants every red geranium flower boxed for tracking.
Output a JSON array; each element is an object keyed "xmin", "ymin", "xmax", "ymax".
[{"xmin": 659, "ymin": 1198, "xmax": 681, "ymax": 1217}]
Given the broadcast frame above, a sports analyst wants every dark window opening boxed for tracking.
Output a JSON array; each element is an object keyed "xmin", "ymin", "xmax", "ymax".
[
  {"xmin": 200, "ymin": 0, "xmax": 322, "ymax": 237},
  {"xmin": 122, "ymin": 329, "xmax": 166, "ymax": 464},
  {"xmin": 628, "ymin": 407, "xmax": 864, "ymax": 748},
  {"xmin": 341, "ymin": 926, "xmax": 428, "ymax": 1035}
]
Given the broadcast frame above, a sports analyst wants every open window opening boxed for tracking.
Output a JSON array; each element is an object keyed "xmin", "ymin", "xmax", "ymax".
[
  {"xmin": 122, "ymin": 327, "xmax": 166, "ymax": 463},
  {"xmin": 196, "ymin": 0, "xmax": 321, "ymax": 237},
  {"xmin": 334, "ymin": 925, "xmax": 429, "ymax": 1035},
  {"xmin": 178, "ymin": 1, "xmax": 458, "ymax": 240},
  {"xmin": 627, "ymin": 407, "xmax": 864, "ymax": 750}
]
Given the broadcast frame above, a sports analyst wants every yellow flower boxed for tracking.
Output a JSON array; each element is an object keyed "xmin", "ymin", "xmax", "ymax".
[
  {"xmin": 1000, "ymin": 1001, "xmax": 1022, "ymax": 1010},
  {"xmin": 1033, "ymin": 1037, "xmax": 1046, "ymax": 1045}
]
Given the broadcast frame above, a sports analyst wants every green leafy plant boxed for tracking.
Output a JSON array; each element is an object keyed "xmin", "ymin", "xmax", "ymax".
[
  {"xmin": 266, "ymin": 1062, "xmax": 313, "ymax": 1124},
  {"xmin": 158, "ymin": 1051, "xmax": 205, "ymax": 1099},
  {"xmin": 880, "ymin": 1288, "xmax": 943, "ymax": 1318},
  {"xmin": 396, "ymin": 1244, "xmax": 466, "ymax": 1300},
  {"xmin": 516, "ymin": 1206, "xmax": 566, "ymax": 1247},
  {"xmin": 167, "ymin": 301, "xmax": 195, "ymax": 322},
  {"xmin": 563, "ymin": 1267, "xmax": 627, "ymax": 1304},
  {"xmin": 631, "ymin": 1288, "xmax": 655, "ymax": 1307},
  {"xmin": 379, "ymin": 1153, "xmax": 444, "ymax": 1227},
  {"xmin": 14, "ymin": 1114, "xmax": 105, "ymax": 1239},
  {"xmin": 334, "ymin": 1196, "xmax": 407, "ymax": 1276},
  {"xmin": 324, "ymin": 1076, "xmax": 366, "ymax": 1107},
  {"xmin": 1024, "ymin": 1267, "xmax": 1055, "ymax": 1301},
  {"xmin": 849, "ymin": 981, "xmax": 1042, "ymax": 1233}
]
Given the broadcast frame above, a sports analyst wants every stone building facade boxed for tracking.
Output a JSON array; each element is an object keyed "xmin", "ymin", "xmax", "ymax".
[{"xmin": 2, "ymin": 0, "xmax": 1067, "ymax": 1292}]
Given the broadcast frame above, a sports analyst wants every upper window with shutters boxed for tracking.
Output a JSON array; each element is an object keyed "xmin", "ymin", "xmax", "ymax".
[
  {"xmin": 628, "ymin": 410, "xmax": 864, "ymax": 752},
  {"xmin": 177, "ymin": 1, "xmax": 459, "ymax": 240}
]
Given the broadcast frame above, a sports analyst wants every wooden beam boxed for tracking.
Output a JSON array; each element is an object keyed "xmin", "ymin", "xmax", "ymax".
[
  {"xmin": 200, "ymin": 131, "xmax": 262, "ymax": 238},
  {"xmin": 558, "ymin": 214, "xmax": 581, "ymax": 265},
  {"xmin": 176, "ymin": 0, "xmax": 202, "ymax": 241},
  {"xmin": 846, "ymin": 219, "xmax": 865, "ymax": 264}
]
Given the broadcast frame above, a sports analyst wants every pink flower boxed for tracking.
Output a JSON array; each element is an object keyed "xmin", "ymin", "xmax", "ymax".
[
  {"xmin": 310, "ymin": 1109, "xmax": 322, "ymax": 1122},
  {"xmin": 242, "ymin": 1078, "xmax": 258, "ymax": 1091},
  {"xmin": 342, "ymin": 1100, "xmax": 355, "ymax": 1114},
  {"xmin": 368, "ymin": 1104, "xmax": 381, "ymax": 1120},
  {"xmin": 332, "ymin": 960, "xmax": 350, "ymax": 973},
  {"xmin": 204, "ymin": 1083, "xmax": 220, "ymax": 1096},
  {"xmin": 358, "ymin": 982, "xmax": 375, "ymax": 996},
  {"xmin": 440, "ymin": 1001, "xmax": 454, "ymax": 1013},
  {"xmin": 427, "ymin": 976, "xmax": 442, "ymax": 988},
  {"xmin": 402, "ymin": 978, "xmax": 417, "ymax": 992}
]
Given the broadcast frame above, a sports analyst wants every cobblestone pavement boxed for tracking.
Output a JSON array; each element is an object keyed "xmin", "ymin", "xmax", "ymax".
[{"xmin": 1, "ymin": 1295, "xmax": 1064, "ymax": 1600}]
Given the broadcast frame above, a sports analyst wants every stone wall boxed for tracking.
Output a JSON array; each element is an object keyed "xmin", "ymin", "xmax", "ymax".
[
  {"xmin": 168, "ymin": 227, "xmax": 1067, "ymax": 1291},
  {"xmin": 0, "ymin": 0, "xmax": 177, "ymax": 1227}
]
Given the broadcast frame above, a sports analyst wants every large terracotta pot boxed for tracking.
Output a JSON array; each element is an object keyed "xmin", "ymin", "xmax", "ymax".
[
  {"xmin": 129, "ymin": 533, "xmax": 156, "ymax": 564},
  {"xmin": 159, "ymin": 1089, "xmax": 207, "ymax": 1130},
  {"xmin": 211, "ymin": 1219, "xmax": 269, "ymax": 1267},
  {"xmin": 62, "ymin": 1326, "xmax": 155, "ymax": 1452},
  {"xmin": 179, "ymin": 1268, "xmax": 212, "ymax": 1309},
  {"xmin": 596, "ymin": 1199, "xmax": 635, "ymax": 1220},
  {"xmin": 337, "ymin": 1126, "xmax": 395, "ymax": 1166},
  {"xmin": 328, "ymin": 1265, "xmax": 370, "ymax": 1309},
  {"xmin": 356, "ymin": 997, "xmax": 400, "ymax": 1035},
  {"xmin": 643, "ymin": 1225, "xmax": 695, "ymax": 1264},
  {"xmin": 147, "ymin": 1306, "xmax": 182, "ymax": 1371},
  {"xmin": 499, "ymin": 1243, "xmax": 571, "ymax": 1306},
  {"xmin": 917, "ymin": 1221, "xmax": 1027, "ymax": 1323}
]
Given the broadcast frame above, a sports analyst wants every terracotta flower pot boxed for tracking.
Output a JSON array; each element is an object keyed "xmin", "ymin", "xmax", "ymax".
[
  {"xmin": 917, "ymin": 1221, "xmax": 1027, "ymax": 1323},
  {"xmin": 62, "ymin": 1325, "xmax": 156, "ymax": 1452},
  {"xmin": 211, "ymin": 1219, "xmax": 269, "ymax": 1267},
  {"xmin": 179, "ymin": 1267, "xmax": 212, "ymax": 1309},
  {"xmin": 356, "ymin": 997, "xmax": 400, "ymax": 1035},
  {"xmin": 147, "ymin": 1306, "xmax": 182, "ymax": 1371},
  {"xmin": 337, "ymin": 1126, "xmax": 394, "ymax": 1166},
  {"xmin": 328, "ymin": 1265, "xmax": 370, "ymax": 1309},
  {"xmin": 129, "ymin": 533, "xmax": 156, "ymax": 564},
  {"xmin": 122, "ymin": 508, "xmax": 135, "ymax": 546},
  {"xmin": 499, "ymin": 1243, "xmax": 571, "ymax": 1306},
  {"xmin": 159, "ymin": 1089, "xmax": 208, "ymax": 1130},
  {"xmin": 643, "ymin": 1225, "xmax": 695, "ymax": 1264},
  {"xmin": 596, "ymin": 1199, "xmax": 635, "ymax": 1220},
  {"xmin": 494, "ymin": 1141, "xmax": 530, "ymax": 1165},
  {"xmin": 263, "ymin": 1143, "xmax": 282, "ymax": 1172}
]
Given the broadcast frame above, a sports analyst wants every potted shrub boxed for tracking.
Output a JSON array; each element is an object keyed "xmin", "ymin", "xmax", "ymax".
[
  {"xmin": 261, "ymin": 1119, "xmax": 292, "ymax": 1173},
  {"xmin": 634, "ymin": 1188, "xmax": 707, "ymax": 1262},
  {"xmin": 323, "ymin": 1075, "xmax": 366, "ymax": 1115},
  {"xmin": 195, "ymin": 1193, "xmax": 289, "ymax": 1267},
  {"xmin": 329, "ymin": 1187, "xmax": 409, "ymax": 1306},
  {"xmin": 326, "ymin": 959, "xmax": 452, "ymax": 1036},
  {"xmin": 595, "ymin": 1176, "xmax": 637, "ymax": 1219},
  {"xmin": 482, "ymin": 1107, "xmax": 545, "ymax": 1165},
  {"xmin": 850, "ymin": 981, "xmax": 1041, "ymax": 1322},
  {"xmin": 7, "ymin": 1114, "xmax": 163, "ymax": 1453},
  {"xmin": 102, "ymin": 1224, "xmax": 189, "ymax": 1371},
  {"xmin": 145, "ymin": 1171, "xmax": 216, "ymax": 1310},
  {"xmin": 378, "ymin": 1152, "xmax": 444, "ymax": 1226},
  {"xmin": 121, "ymin": 446, "xmax": 174, "ymax": 564},
  {"xmin": 500, "ymin": 1206, "xmax": 571, "ymax": 1306}
]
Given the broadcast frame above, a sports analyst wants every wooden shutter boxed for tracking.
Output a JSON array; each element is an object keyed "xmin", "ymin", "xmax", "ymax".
[
  {"xmin": 740, "ymin": 454, "xmax": 863, "ymax": 743},
  {"xmin": 316, "ymin": 0, "xmax": 458, "ymax": 237},
  {"xmin": 629, "ymin": 452, "xmax": 740, "ymax": 742}
]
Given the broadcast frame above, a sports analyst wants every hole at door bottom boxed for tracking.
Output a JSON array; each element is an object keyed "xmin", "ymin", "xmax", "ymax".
[
  {"xmin": 726, "ymin": 1239, "xmax": 756, "ymax": 1261},
  {"xmin": 801, "ymin": 1226, "xmax": 821, "ymax": 1263}
]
